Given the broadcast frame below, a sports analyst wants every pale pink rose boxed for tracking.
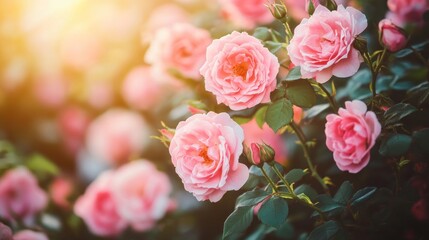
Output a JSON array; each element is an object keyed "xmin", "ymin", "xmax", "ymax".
[
  {"xmin": 0, "ymin": 168, "xmax": 47, "ymax": 224},
  {"xmin": 285, "ymin": 0, "xmax": 349, "ymax": 20},
  {"xmin": 86, "ymin": 81, "xmax": 114, "ymax": 109},
  {"xmin": 49, "ymin": 177, "xmax": 74, "ymax": 209},
  {"xmin": 112, "ymin": 160, "xmax": 174, "ymax": 231},
  {"xmin": 241, "ymin": 119, "xmax": 287, "ymax": 165},
  {"xmin": 74, "ymin": 171, "xmax": 127, "ymax": 236},
  {"xmin": 86, "ymin": 109, "xmax": 150, "ymax": 165},
  {"xmin": 200, "ymin": 31, "xmax": 279, "ymax": 110},
  {"xmin": 379, "ymin": 19, "xmax": 407, "ymax": 52},
  {"xmin": 13, "ymin": 230, "xmax": 48, "ymax": 240},
  {"xmin": 142, "ymin": 4, "xmax": 189, "ymax": 43},
  {"xmin": 169, "ymin": 112, "xmax": 249, "ymax": 202},
  {"xmin": 325, "ymin": 100, "xmax": 381, "ymax": 173},
  {"xmin": 287, "ymin": 5, "xmax": 367, "ymax": 83},
  {"xmin": 219, "ymin": 0, "xmax": 274, "ymax": 29},
  {"xmin": 57, "ymin": 106, "xmax": 90, "ymax": 155},
  {"xmin": 122, "ymin": 66, "xmax": 165, "ymax": 110},
  {"xmin": 386, "ymin": 0, "xmax": 429, "ymax": 27},
  {"xmin": 33, "ymin": 74, "xmax": 68, "ymax": 108},
  {"xmin": 145, "ymin": 23, "xmax": 212, "ymax": 80}
]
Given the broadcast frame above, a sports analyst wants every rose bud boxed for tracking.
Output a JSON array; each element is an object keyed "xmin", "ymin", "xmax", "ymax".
[
  {"xmin": 245, "ymin": 143, "xmax": 275, "ymax": 167},
  {"xmin": 379, "ymin": 19, "xmax": 407, "ymax": 52},
  {"xmin": 267, "ymin": 1, "xmax": 288, "ymax": 22}
]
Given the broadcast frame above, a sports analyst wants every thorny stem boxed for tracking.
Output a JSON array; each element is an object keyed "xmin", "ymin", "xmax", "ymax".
[
  {"xmin": 271, "ymin": 164, "xmax": 294, "ymax": 194},
  {"xmin": 318, "ymin": 83, "xmax": 339, "ymax": 112},
  {"xmin": 260, "ymin": 166, "xmax": 278, "ymax": 193},
  {"xmin": 290, "ymin": 122, "xmax": 330, "ymax": 195},
  {"xmin": 369, "ymin": 48, "xmax": 388, "ymax": 98}
]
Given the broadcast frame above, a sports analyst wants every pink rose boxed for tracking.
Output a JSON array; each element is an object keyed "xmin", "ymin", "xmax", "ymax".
[
  {"xmin": 169, "ymin": 112, "xmax": 249, "ymax": 202},
  {"xmin": 57, "ymin": 106, "xmax": 90, "ymax": 155},
  {"xmin": 122, "ymin": 66, "xmax": 166, "ymax": 111},
  {"xmin": 411, "ymin": 199, "xmax": 428, "ymax": 221},
  {"xmin": 13, "ymin": 230, "xmax": 48, "ymax": 240},
  {"xmin": 287, "ymin": 5, "xmax": 367, "ymax": 83},
  {"xmin": 49, "ymin": 177, "xmax": 74, "ymax": 209},
  {"xmin": 112, "ymin": 160, "xmax": 174, "ymax": 231},
  {"xmin": 74, "ymin": 172, "xmax": 127, "ymax": 236},
  {"xmin": 145, "ymin": 23, "xmax": 212, "ymax": 80},
  {"xmin": 200, "ymin": 31, "xmax": 279, "ymax": 110},
  {"xmin": 0, "ymin": 222, "xmax": 12, "ymax": 240},
  {"xmin": 218, "ymin": 0, "xmax": 274, "ymax": 29},
  {"xmin": 325, "ymin": 100, "xmax": 381, "ymax": 173},
  {"xmin": 379, "ymin": 19, "xmax": 407, "ymax": 52},
  {"xmin": 386, "ymin": 0, "xmax": 429, "ymax": 27},
  {"xmin": 86, "ymin": 81, "xmax": 114, "ymax": 110},
  {"xmin": 285, "ymin": 0, "xmax": 349, "ymax": 20},
  {"xmin": 241, "ymin": 119, "xmax": 287, "ymax": 165},
  {"xmin": 33, "ymin": 74, "xmax": 68, "ymax": 108},
  {"xmin": 86, "ymin": 109, "xmax": 150, "ymax": 165},
  {"xmin": 0, "ymin": 168, "xmax": 47, "ymax": 224}
]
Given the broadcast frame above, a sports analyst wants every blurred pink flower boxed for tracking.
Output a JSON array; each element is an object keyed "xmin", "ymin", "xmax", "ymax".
[
  {"xmin": 112, "ymin": 160, "xmax": 174, "ymax": 231},
  {"xmin": 285, "ymin": 0, "xmax": 349, "ymax": 20},
  {"xmin": 169, "ymin": 112, "xmax": 248, "ymax": 202},
  {"xmin": 33, "ymin": 74, "xmax": 68, "ymax": 108},
  {"xmin": 200, "ymin": 31, "xmax": 279, "ymax": 110},
  {"xmin": 86, "ymin": 109, "xmax": 150, "ymax": 165},
  {"xmin": 13, "ymin": 230, "xmax": 48, "ymax": 240},
  {"xmin": 379, "ymin": 19, "xmax": 407, "ymax": 52},
  {"xmin": 241, "ymin": 119, "xmax": 287, "ymax": 165},
  {"xmin": 145, "ymin": 23, "xmax": 212, "ymax": 80},
  {"xmin": 287, "ymin": 5, "xmax": 367, "ymax": 83},
  {"xmin": 57, "ymin": 106, "xmax": 90, "ymax": 155},
  {"xmin": 49, "ymin": 176, "xmax": 74, "ymax": 209},
  {"xmin": 412, "ymin": 199, "xmax": 428, "ymax": 221},
  {"xmin": 219, "ymin": 0, "xmax": 274, "ymax": 29},
  {"xmin": 74, "ymin": 172, "xmax": 127, "ymax": 236},
  {"xmin": 86, "ymin": 81, "xmax": 114, "ymax": 110},
  {"xmin": 0, "ymin": 222, "xmax": 12, "ymax": 240},
  {"xmin": 122, "ymin": 66, "xmax": 165, "ymax": 111},
  {"xmin": 0, "ymin": 168, "xmax": 47, "ymax": 224},
  {"xmin": 386, "ymin": 0, "xmax": 428, "ymax": 27},
  {"xmin": 325, "ymin": 100, "xmax": 381, "ymax": 173}
]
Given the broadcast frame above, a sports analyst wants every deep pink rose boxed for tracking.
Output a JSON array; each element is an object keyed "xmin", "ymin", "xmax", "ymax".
[
  {"xmin": 122, "ymin": 66, "xmax": 165, "ymax": 111},
  {"xmin": 86, "ymin": 109, "xmax": 150, "ymax": 165},
  {"xmin": 49, "ymin": 177, "xmax": 74, "ymax": 209},
  {"xmin": 0, "ymin": 222, "xmax": 12, "ymax": 240},
  {"xmin": 287, "ymin": 5, "xmax": 367, "ymax": 83},
  {"xmin": 0, "ymin": 168, "xmax": 47, "ymax": 224},
  {"xmin": 112, "ymin": 160, "xmax": 174, "ymax": 231},
  {"xmin": 325, "ymin": 100, "xmax": 381, "ymax": 173},
  {"xmin": 241, "ymin": 119, "xmax": 287, "ymax": 165},
  {"xmin": 218, "ymin": 0, "xmax": 274, "ymax": 29},
  {"xmin": 169, "ymin": 112, "xmax": 249, "ymax": 202},
  {"xmin": 386, "ymin": 0, "xmax": 429, "ymax": 27},
  {"xmin": 74, "ymin": 172, "xmax": 127, "ymax": 236},
  {"xmin": 57, "ymin": 106, "xmax": 90, "ymax": 155},
  {"xmin": 145, "ymin": 23, "xmax": 212, "ymax": 80},
  {"xmin": 200, "ymin": 31, "xmax": 279, "ymax": 110},
  {"xmin": 13, "ymin": 230, "xmax": 48, "ymax": 240},
  {"xmin": 379, "ymin": 19, "xmax": 407, "ymax": 52}
]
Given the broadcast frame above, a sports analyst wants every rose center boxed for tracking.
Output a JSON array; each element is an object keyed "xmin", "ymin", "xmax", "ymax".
[
  {"xmin": 232, "ymin": 63, "xmax": 248, "ymax": 80},
  {"xmin": 199, "ymin": 147, "xmax": 213, "ymax": 165}
]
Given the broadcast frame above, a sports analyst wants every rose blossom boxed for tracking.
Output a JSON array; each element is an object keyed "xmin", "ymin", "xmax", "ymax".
[
  {"xmin": 218, "ymin": 0, "xmax": 274, "ymax": 29},
  {"xmin": 241, "ymin": 119, "xmax": 287, "ymax": 165},
  {"xmin": 57, "ymin": 106, "xmax": 90, "ymax": 155},
  {"xmin": 287, "ymin": 5, "xmax": 367, "ymax": 83},
  {"xmin": 74, "ymin": 171, "xmax": 127, "ymax": 236},
  {"xmin": 0, "ymin": 222, "xmax": 12, "ymax": 240},
  {"xmin": 386, "ymin": 0, "xmax": 429, "ymax": 27},
  {"xmin": 325, "ymin": 100, "xmax": 381, "ymax": 173},
  {"xmin": 285, "ymin": 0, "xmax": 349, "ymax": 20},
  {"xmin": 200, "ymin": 31, "xmax": 279, "ymax": 110},
  {"xmin": 169, "ymin": 112, "xmax": 249, "ymax": 202},
  {"xmin": 379, "ymin": 19, "xmax": 407, "ymax": 52},
  {"xmin": 0, "ymin": 168, "xmax": 47, "ymax": 224},
  {"xmin": 112, "ymin": 160, "xmax": 174, "ymax": 231},
  {"xmin": 145, "ymin": 23, "xmax": 212, "ymax": 80},
  {"xmin": 49, "ymin": 176, "xmax": 74, "ymax": 209},
  {"xmin": 13, "ymin": 230, "xmax": 48, "ymax": 240},
  {"xmin": 86, "ymin": 109, "xmax": 150, "ymax": 165}
]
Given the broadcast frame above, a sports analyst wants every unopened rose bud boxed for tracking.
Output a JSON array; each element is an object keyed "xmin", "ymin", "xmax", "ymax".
[
  {"xmin": 259, "ymin": 143, "xmax": 275, "ymax": 165},
  {"xmin": 379, "ymin": 19, "xmax": 407, "ymax": 52},
  {"xmin": 353, "ymin": 36, "xmax": 368, "ymax": 56},
  {"xmin": 306, "ymin": 0, "xmax": 319, "ymax": 15},
  {"xmin": 267, "ymin": 1, "xmax": 288, "ymax": 22},
  {"xmin": 326, "ymin": 0, "xmax": 338, "ymax": 11},
  {"xmin": 245, "ymin": 143, "xmax": 275, "ymax": 167}
]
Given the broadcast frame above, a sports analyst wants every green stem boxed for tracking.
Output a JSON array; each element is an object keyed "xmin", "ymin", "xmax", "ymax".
[
  {"xmin": 410, "ymin": 46, "xmax": 429, "ymax": 69},
  {"xmin": 318, "ymin": 83, "xmax": 339, "ymax": 112},
  {"xmin": 271, "ymin": 165, "xmax": 294, "ymax": 194},
  {"xmin": 370, "ymin": 48, "xmax": 388, "ymax": 98},
  {"xmin": 260, "ymin": 166, "xmax": 278, "ymax": 193},
  {"xmin": 290, "ymin": 122, "xmax": 330, "ymax": 194}
]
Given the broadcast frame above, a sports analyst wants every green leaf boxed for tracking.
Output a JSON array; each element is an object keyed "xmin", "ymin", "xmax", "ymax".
[
  {"xmin": 253, "ymin": 27, "xmax": 270, "ymax": 41},
  {"xmin": 384, "ymin": 103, "xmax": 417, "ymax": 126},
  {"xmin": 307, "ymin": 220, "xmax": 341, "ymax": 240},
  {"xmin": 284, "ymin": 67, "xmax": 302, "ymax": 81},
  {"xmin": 285, "ymin": 169, "xmax": 306, "ymax": 183},
  {"xmin": 294, "ymin": 184, "xmax": 317, "ymax": 201},
  {"xmin": 413, "ymin": 128, "xmax": 429, "ymax": 155},
  {"xmin": 350, "ymin": 187, "xmax": 376, "ymax": 206},
  {"xmin": 333, "ymin": 181, "xmax": 353, "ymax": 205},
  {"xmin": 233, "ymin": 116, "xmax": 252, "ymax": 125},
  {"xmin": 395, "ymin": 40, "xmax": 429, "ymax": 58},
  {"xmin": 270, "ymin": 88, "xmax": 286, "ymax": 102},
  {"xmin": 285, "ymin": 79, "xmax": 316, "ymax": 108},
  {"xmin": 379, "ymin": 134, "xmax": 412, "ymax": 157},
  {"xmin": 265, "ymin": 41, "xmax": 283, "ymax": 53},
  {"xmin": 254, "ymin": 106, "xmax": 268, "ymax": 128},
  {"xmin": 236, "ymin": 189, "xmax": 270, "ymax": 208},
  {"xmin": 223, "ymin": 207, "xmax": 254, "ymax": 240},
  {"xmin": 246, "ymin": 224, "xmax": 275, "ymax": 240},
  {"xmin": 314, "ymin": 195, "xmax": 343, "ymax": 214},
  {"xmin": 257, "ymin": 197, "xmax": 289, "ymax": 228},
  {"xmin": 265, "ymin": 98, "xmax": 293, "ymax": 133},
  {"xmin": 26, "ymin": 154, "xmax": 59, "ymax": 176}
]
